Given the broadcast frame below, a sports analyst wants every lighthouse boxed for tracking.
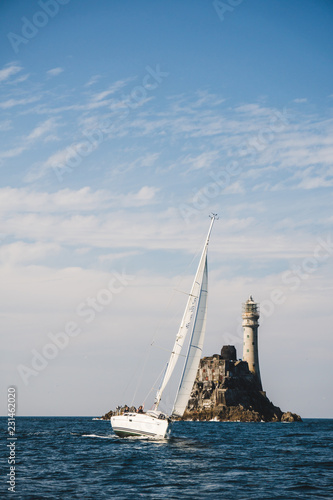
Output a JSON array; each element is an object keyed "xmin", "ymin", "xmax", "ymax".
[{"xmin": 242, "ymin": 296, "xmax": 263, "ymax": 391}]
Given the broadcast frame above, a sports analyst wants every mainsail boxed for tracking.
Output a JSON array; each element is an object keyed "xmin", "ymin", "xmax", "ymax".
[
  {"xmin": 172, "ymin": 257, "xmax": 208, "ymax": 417},
  {"xmin": 153, "ymin": 215, "xmax": 216, "ymax": 413}
]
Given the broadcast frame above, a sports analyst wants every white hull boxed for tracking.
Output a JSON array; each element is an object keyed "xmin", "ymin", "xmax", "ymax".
[{"xmin": 111, "ymin": 411, "xmax": 169, "ymax": 439}]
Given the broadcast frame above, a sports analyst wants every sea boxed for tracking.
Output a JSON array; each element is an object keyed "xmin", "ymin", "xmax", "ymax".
[{"xmin": 1, "ymin": 417, "xmax": 332, "ymax": 499}]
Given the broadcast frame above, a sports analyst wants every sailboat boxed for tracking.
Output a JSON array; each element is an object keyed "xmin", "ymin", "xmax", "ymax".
[{"xmin": 111, "ymin": 214, "xmax": 218, "ymax": 438}]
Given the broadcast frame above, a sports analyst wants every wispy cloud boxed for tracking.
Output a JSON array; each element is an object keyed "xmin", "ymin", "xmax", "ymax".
[
  {"xmin": 0, "ymin": 120, "xmax": 12, "ymax": 131},
  {"xmin": 0, "ymin": 145, "xmax": 26, "ymax": 159},
  {"xmin": 120, "ymin": 186, "xmax": 160, "ymax": 207},
  {"xmin": 90, "ymin": 79, "xmax": 132, "ymax": 102},
  {"xmin": 0, "ymin": 186, "xmax": 159, "ymax": 216},
  {"xmin": 296, "ymin": 176, "xmax": 333, "ymax": 190},
  {"xmin": 223, "ymin": 181, "xmax": 245, "ymax": 194},
  {"xmin": 84, "ymin": 75, "xmax": 102, "ymax": 87},
  {"xmin": 0, "ymin": 118, "xmax": 58, "ymax": 162},
  {"xmin": 0, "ymin": 241, "xmax": 60, "ymax": 265},
  {"xmin": 0, "ymin": 200, "xmax": 323, "ymax": 263},
  {"xmin": 99, "ymin": 250, "xmax": 141, "ymax": 263},
  {"xmin": 1, "ymin": 62, "xmax": 332, "ymax": 203},
  {"xmin": 0, "ymin": 186, "xmax": 109, "ymax": 213},
  {"xmin": 0, "ymin": 96, "xmax": 40, "ymax": 109},
  {"xmin": 26, "ymin": 118, "xmax": 57, "ymax": 141},
  {"xmin": 0, "ymin": 62, "xmax": 22, "ymax": 82},
  {"xmin": 47, "ymin": 67, "xmax": 64, "ymax": 77},
  {"xmin": 182, "ymin": 150, "xmax": 220, "ymax": 171}
]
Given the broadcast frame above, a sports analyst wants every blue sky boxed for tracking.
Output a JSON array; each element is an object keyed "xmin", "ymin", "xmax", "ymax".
[{"xmin": 1, "ymin": 0, "xmax": 332, "ymax": 418}]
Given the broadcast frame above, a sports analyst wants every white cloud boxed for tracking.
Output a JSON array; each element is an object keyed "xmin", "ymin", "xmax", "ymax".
[
  {"xmin": 0, "ymin": 195, "xmax": 324, "ymax": 266},
  {"xmin": 46, "ymin": 67, "xmax": 64, "ymax": 77},
  {"xmin": 26, "ymin": 118, "xmax": 57, "ymax": 141},
  {"xmin": 0, "ymin": 96, "xmax": 40, "ymax": 109},
  {"xmin": 0, "ymin": 118, "xmax": 57, "ymax": 162},
  {"xmin": 43, "ymin": 144, "xmax": 79, "ymax": 168},
  {"xmin": 25, "ymin": 142, "xmax": 87, "ymax": 181},
  {"xmin": 0, "ymin": 242, "xmax": 60, "ymax": 265},
  {"xmin": 84, "ymin": 75, "xmax": 101, "ymax": 87},
  {"xmin": 10, "ymin": 73, "xmax": 30, "ymax": 84},
  {"xmin": 296, "ymin": 176, "xmax": 333, "ymax": 190},
  {"xmin": 223, "ymin": 181, "xmax": 245, "ymax": 194},
  {"xmin": 99, "ymin": 250, "xmax": 141, "ymax": 263},
  {"xmin": 182, "ymin": 150, "xmax": 220, "ymax": 171},
  {"xmin": 0, "ymin": 120, "xmax": 12, "ymax": 131},
  {"xmin": 0, "ymin": 63, "xmax": 22, "ymax": 82},
  {"xmin": 140, "ymin": 152, "xmax": 160, "ymax": 167},
  {"xmin": 88, "ymin": 78, "xmax": 134, "ymax": 105},
  {"xmin": 0, "ymin": 187, "xmax": 109, "ymax": 214},
  {"xmin": 0, "ymin": 186, "xmax": 160, "ymax": 229},
  {"xmin": 121, "ymin": 186, "xmax": 160, "ymax": 207},
  {"xmin": 0, "ymin": 145, "xmax": 26, "ymax": 159}
]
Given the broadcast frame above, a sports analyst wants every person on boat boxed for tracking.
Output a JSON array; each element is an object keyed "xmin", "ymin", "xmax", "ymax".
[
  {"xmin": 123, "ymin": 405, "xmax": 129, "ymax": 413},
  {"xmin": 137, "ymin": 406, "xmax": 144, "ymax": 413}
]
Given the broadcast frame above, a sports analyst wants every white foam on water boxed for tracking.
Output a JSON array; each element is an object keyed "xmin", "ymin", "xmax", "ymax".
[{"xmin": 82, "ymin": 433, "xmax": 115, "ymax": 439}]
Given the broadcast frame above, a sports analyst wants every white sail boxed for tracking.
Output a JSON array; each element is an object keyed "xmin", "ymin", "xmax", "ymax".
[
  {"xmin": 153, "ymin": 216, "xmax": 215, "ymax": 411},
  {"xmin": 111, "ymin": 214, "xmax": 217, "ymax": 439},
  {"xmin": 172, "ymin": 257, "xmax": 208, "ymax": 417}
]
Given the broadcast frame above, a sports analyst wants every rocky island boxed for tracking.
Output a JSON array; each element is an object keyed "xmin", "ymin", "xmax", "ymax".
[{"xmin": 179, "ymin": 345, "xmax": 301, "ymax": 422}]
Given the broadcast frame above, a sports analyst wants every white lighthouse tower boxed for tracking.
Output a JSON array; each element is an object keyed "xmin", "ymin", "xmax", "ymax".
[{"xmin": 242, "ymin": 296, "xmax": 263, "ymax": 391}]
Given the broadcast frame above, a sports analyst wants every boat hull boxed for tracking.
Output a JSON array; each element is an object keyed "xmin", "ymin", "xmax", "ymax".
[{"xmin": 111, "ymin": 412, "xmax": 169, "ymax": 439}]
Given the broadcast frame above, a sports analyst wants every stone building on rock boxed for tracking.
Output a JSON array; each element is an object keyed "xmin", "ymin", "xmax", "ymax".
[{"xmin": 183, "ymin": 296, "xmax": 301, "ymax": 422}]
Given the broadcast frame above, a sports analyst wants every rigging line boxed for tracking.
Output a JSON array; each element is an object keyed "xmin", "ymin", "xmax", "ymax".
[
  {"xmin": 130, "ymin": 289, "xmax": 187, "ymax": 406},
  {"xmin": 149, "ymin": 235, "xmax": 204, "ymax": 348},
  {"xmin": 142, "ymin": 364, "xmax": 168, "ymax": 407},
  {"xmin": 130, "ymin": 341, "xmax": 153, "ymax": 407},
  {"xmin": 151, "ymin": 343, "xmax": 187, "ymax": 356},
  {"xmin": 122, "ymin": 356, "xmax": 144, "ymax": 404},
  {"xmin": 131, "ymin": 271, "xmax": 199, "ymax": 406},
  {"xmin": 173, "ymin": 289, "xmax": 199, "ymax": 298}
]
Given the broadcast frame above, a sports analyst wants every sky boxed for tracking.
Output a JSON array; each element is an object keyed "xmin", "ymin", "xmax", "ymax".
[{"xmin": 0, "ymin": 0, "xmax": 332, "ymax": 418}]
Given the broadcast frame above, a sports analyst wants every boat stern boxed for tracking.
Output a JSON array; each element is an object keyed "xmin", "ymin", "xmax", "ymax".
[{"xmin": 111, "ymin": 412, "xmax": 169, "ymax": 439}]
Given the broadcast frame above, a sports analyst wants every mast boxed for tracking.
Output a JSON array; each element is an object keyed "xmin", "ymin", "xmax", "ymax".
[{"xmin": 153, "ymin": 214, "xmax": 218, "ymax": 411}]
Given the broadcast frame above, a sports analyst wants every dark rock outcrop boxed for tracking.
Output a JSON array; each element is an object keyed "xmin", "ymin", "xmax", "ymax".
[
  {"xmin": 181, "ymin": 350, "xmax": 302, "ymax": 422},
  {"xmin": 281, "ymin": 411, "xmax": 302, "ymax": 422},
  {"xmin": 102, "ymin": 410, "xmax": 113, "ymax": 420},
  {"xmin": 102, "ymin": 405, "xmax": 138, "ymax": 420}
]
